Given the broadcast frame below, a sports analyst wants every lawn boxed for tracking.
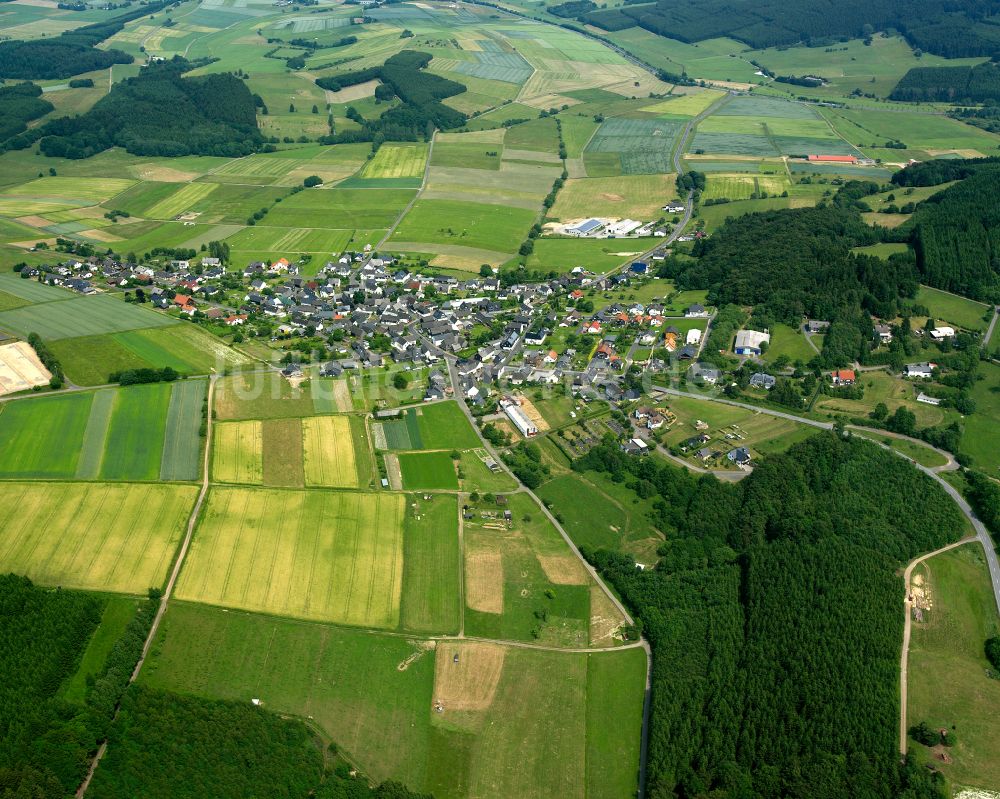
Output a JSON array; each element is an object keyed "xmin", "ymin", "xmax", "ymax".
[
  {"xmin": 400, "ymin": 493, "xmax": 461, "ymax": 634},
  {"xmin": 176, "ymin": 487, "xmax": 407, "ymax": 629},
  {"xmin": 459, "ymin": 449, "xmax": 518, "ymax": 494},
  {"xmin": 100, "ymin": 382, "xmax": 172, "ymax": 481},
  {"xmin": 398, "ymin": 451, "xmax": 459, "ymax": 490},
  {"xmin": 908, "ymin": 543, "xmax": 1000, "ymax": 790},
  {"xmin": 761, "ymin": 323, "xmax": 816, "ymax": 364},
  {"xmin": 915, "ymin": 285, "xmax": 990, "ymax": 332},
  {"xmin": 0, "ymin": 482, "xmax": 196, "ymax": 593},
  {"xmin": 416, "ymin": 401, "xmax": 481, "ymax": 449},
  {"xmin": 0, "ymin": 295, "xmax": 177, "ymax": 340},
  {"xmin": 551, "ymin": 174, "xmax": 676, "ymax": 222},
  {"xmin": 389, "ymin": 199, "xmax": 536, "ymax": 256},
  {"xmin": 140, "ymin": 602, "xmax": 644, "ymax": 798}
]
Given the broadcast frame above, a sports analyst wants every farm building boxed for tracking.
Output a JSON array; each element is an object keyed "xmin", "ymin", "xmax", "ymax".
[
  {"xmin": 917, "ymin": 393, "xmax": 942, "ymax": 406},
  {"xmin": 606, "ymin": 219, "xmax": 642, "ymax": 237},
  {"xmin": 504, "ymin": 403, "xmax": 538, "ymax": 437},
  {"xmin": 807, "ymin": 155, "xmax": 857, "ymax": 164},
  {"xmin": 565, "ymin": 218, "xmax": 603, "ymax": 237},
  {"xmin": 930, "ymin": 326, "xmax": 955, "ymax": 340},
  {"xmin": 734, "ymin": 329, "xmax": 770, "ymax": 356}
]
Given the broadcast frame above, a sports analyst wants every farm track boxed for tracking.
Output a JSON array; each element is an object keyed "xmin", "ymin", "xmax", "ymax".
[{"xmin": 77, "ymin": 373, "xmax": 219, "ymax": 798}]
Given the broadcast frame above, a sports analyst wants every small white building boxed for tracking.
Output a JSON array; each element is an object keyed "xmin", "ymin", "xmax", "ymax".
[
  {"xmin": 904, "ymin": 362, "xmax": 936, "ymax": 379},
  {"xmin": 930, "ymin": 326, "xmax": 955, "ymax": 340},
  {"xmin": 686, "ymin": 328, "xmax": 702, "ymax": 345},
  {"xmin": 606, "ymin": 219, "xmax": 642, "ymax": 237},
  {"xmin": 504, "ymin": 403, "xmax": 538, "ymax": 437}
]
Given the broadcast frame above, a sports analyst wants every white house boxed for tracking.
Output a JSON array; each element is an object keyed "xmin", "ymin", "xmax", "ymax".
[
  {"xmin": 930, "ymin": 326, "xmax": 955, "ymax": 340},
  {"xmin": 904, "ymin": 362, "xmax": 936, "ymax": 379},
  {"xmin": 686, "ymin": 328, "xmax": 702, "ymax": 346}
]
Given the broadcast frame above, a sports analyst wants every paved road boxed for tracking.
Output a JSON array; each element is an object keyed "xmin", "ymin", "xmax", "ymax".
[
  {"xmin": 898, "ymin": 536, "xmax": 977, "ymax": 755},
  {"xmin": 77, "ymin": 374, "xmax": 219, "ymax": 798},
  {"xmin": 984, "ymin": 305, "xmax": 999, "ymax": 348}
]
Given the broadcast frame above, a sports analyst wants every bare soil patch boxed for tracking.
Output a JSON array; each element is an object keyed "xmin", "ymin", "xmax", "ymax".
[
  {"xmin": 589, "ymin": 584, "xmax": 625, "ymax": 647},
  {"xmin": 536, "ymin": 553, "xmax": 588, "ymax": 585},
  {"xmin": 433, "ymin": 642, "xmax": 506, "ymax": 712},
  {"xmin": 465, "ymin": 544, "xmax": 503, "ymax": 614}
]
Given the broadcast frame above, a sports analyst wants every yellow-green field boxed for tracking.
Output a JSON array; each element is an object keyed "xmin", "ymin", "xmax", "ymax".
[
  {"xmin": 551, "ymin": 174, "xmax": 677, "ymax": 221},
  {"xmin": 176, "ymin": 487, "xmax": 405, "ymax": 628},
  {"xmin": 643, "ymin": 89, "xmax": 725, "ymax": 116},
  {"xmin": 303, "ymin": 415, "xmax": 359, "ymax": 487},
  {"xmin": 212, "ymin": 420, "xmax": 263, "ymax": 484},
  {"xmin": 0, "ymin": 482, "xmax": 196, "ymax": 593},
  {"xmin": 360, "ymin": 143, "xmax": 429, "ymax": 179},
  {"xmin": 145, "ymin": 182, "xmax": 219, "ymax": 219}
]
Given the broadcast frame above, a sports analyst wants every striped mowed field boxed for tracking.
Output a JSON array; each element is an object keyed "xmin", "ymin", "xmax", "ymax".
[
  {"xmin": 303, "ymin": 415, "xmax": 358, "ymax": 487},
  {"xmin": 212, "ymin": 420, "xmax": 263, "ymax": 483},
  {"xmin": 176, "ymin": 487, "xmax": 406, "ymax": 628},
  {"xmin": 0, "ymin": 482, "xmax": 197, "ymax": 594}
]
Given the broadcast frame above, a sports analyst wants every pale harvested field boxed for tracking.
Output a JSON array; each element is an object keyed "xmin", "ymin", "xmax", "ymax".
[
  {"xmin": 0, "ymin": 482, "xmax": 196, "ymax": 593},
  {"xmin": 212, "ymin": 420, "xmax": 263, "ymax": 484},
  {"xmin": 176, "ymin": 487, "xmax": 406, "ymax": 628},
  {"xmin": 465, "ymin": 543, "xmax": 503, "ymax": 614},
  {"xmin": 0, "ymin": 341, "xmax": 51, "ymax": 395},
  {"xmin": 536, "ymin": 553, "xmax": 588, "ymax": 585},
  {"xmin": 303, "ymin": 415, "xmax": 358, "ymax": 487},
  {"xmin": 433, "ymin": 642, "xmax": 506, "ymax": 711}
]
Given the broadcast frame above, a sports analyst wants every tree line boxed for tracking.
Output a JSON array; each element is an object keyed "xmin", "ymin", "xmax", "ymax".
[
  {"xmin": 578, "ymin": 433, "xmax": 964, "ymax": 799},
  {"xmin": 891, "ymin": 61, "xmax": 1000, "ymax": 103}
]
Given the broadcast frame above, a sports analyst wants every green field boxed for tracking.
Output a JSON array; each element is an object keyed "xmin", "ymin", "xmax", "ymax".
[
  {"xmin": 400, "ymin": 494, "xmax": 461, "ymax": 634},
  {"xmin": 398, "ymin": 451, "xmax": 459, "ymax": 490},
  {"xmin": 160, "ymin": 379, "xmax": 207, "ymax": 481},
  {"xmin": 100, "ymin": 382, "xmax": 172, "ymax": 481},
  {"xmin": 60, "ymin": 595, "xmax": 140, "ymax": 703},
  {"xmin": 214, "ymin": 372, "xmax": 316, "ymax": 420},
  {"xmin": 389, "ymin": 199, "xmax": 536, "ymax": 256},
  {"xmin": 459, "ymin": 449, "xmax": 518, "ymax": 494},
  {"xmin": 0, "ymin": 294, "xmax": 177, "ymax": 340},
  {"xmin": 360, "ymin": 143, "xmax": 429, "ymax": 179},
  {"xmin": 140, "ymin": 602, "xmax": 645, "ymax": 798},
  {"xmin": 416, "ymin": 401, "xmax": 481, "ymax": 449},
  {"xmin": 761, "ymin": 323, "xmax": 816, "ymax": 364},
  {"xmin": 961, "ymin": 361, "xmax": 1000, "ymax": 473},
  {"xmin": 551, "ymin": 174, "xmax": 676, "ymax": 222},
  {"xmin": 0, "ymin": 392, "xmax": 91, "ymax": 476},
  {"xmin": 176, "ymin": 487, "xmax": 407, "ymax": 629},
  {"xmin": 915, "ymin": 285, "xmax": 990, "ymax": 332},
  {"xmin": 908, "ymin": 543, "xmax": 1000, "ymax": 790},
  {"xmin": 0, "ymin": 481, "xmax": 196, "ymax": 593}
]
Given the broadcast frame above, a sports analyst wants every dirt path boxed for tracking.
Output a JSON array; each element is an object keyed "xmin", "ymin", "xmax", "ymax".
[
  {"xmin": 76, "ymin": 373, "xmax": 219, "ymax": 798},
  {"xmin": 898, "ymin": 536, "xmax": 977, "ymax": 755}
]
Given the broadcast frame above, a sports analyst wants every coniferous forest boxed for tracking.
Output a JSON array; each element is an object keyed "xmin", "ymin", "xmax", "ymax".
[
  {"xmin": 891, "ymin": 61, "xmax": 1000, "ymax": 103},
  {"xmin": 579, "ymin": 434, "xmax": 964, "ymax": 799}
]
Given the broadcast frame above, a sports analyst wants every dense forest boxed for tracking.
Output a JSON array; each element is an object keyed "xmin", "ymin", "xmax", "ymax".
[
  {"xmin": 316, "ymin": 50, "xmax": 466, "ymax": 143},
  {"xmin": 0, "ymin": 82, "xmax": 53, "ymax": 145},
  {"xmin": 89, "ymin": 686, "xmax": 431, "ymax": 799},
  {"xmin": 896, "ymin": 163, "xmax": 1000, "ymax": 301},
  {"xmin": 0, "ymin": 575, "xmax": 104, "ymax": 796},
  {"xmin": 0, "ymin": 1, "xmax": 171, "ymax": 80},
  {"xmin": 8, "ymin": 57, "xmax": 262, "ymax": 159},
  {"xmin": 891, "ymin": 61, "xmax": 1000, "ymax": 103},
  {"xmin": 579, "ymin": 433, "xmax": 963, "ymax": 799},
  {"xmin": 584, "ymin": 0, "xmax": 1000, "ymax": 58}
]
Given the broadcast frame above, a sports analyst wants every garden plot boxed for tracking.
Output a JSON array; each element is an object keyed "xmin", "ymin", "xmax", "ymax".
[{"xmin": 0, "ymin": 341, "xmax": 51, "ymax": 395}]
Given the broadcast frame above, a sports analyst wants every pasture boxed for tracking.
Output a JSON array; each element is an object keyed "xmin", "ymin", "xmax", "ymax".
[
  {"xmin": 551, "ymin": 174, "xmax": 676, "ymax": 222},
  {"xmin": 960, "ymin": 361, "xmax": 1000, "ymax": 473},
  {"xmin": 915, "ymin": 285, "xmax": 990, "ymax": 331},
  {"xmin": 0, "ymin": 482, "xmax": 196, "ymax": 593},
  {"xmin": 176, "ymin": 487, "xmax": 407, "ymax": 629},
  {"xmin": 141, "ymin": 602, "xmax": 645, "ymax": 798},
  {"xmin": 908, "ymin": 543, "xmax": 1000, "ymax": 788},
  {"xmin": 416, "ymin": 401, "xmax": 481, "ymax": 449},
  {"xmin": 397, "ymin": 451, "xmax": 458, "ymax": 490},
  {"xmin": 389, "ymin": 198, "xmax": 536, "ymax": 256},
  {"xmin": 400, "ymin": 494, "xmax": 461, "ymax": 634}
]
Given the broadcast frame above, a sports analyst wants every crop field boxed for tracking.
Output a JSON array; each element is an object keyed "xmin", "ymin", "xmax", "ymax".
[
  {"xmin": 551, "ymin": 174, "xmax": 676, "ymax": 221},
  {"xmin": 431, "ymin": 140, "xmax": 504, "ymax": 171},
  {"xmin": 100, "ymin": 382, "xmax": 172, "ymax": 480},
  {"xmin": 643, "ymin": 89, "xmax": 726, "ymax": 117},
  {"xmin": 260, "ymin": 417, "xmax": 305, "ymax": 487},
  {"xmin": 822, "ymin": 107, "xmax": 1000, "ymax": 157},
  {"xmin": 389, "ymin": 199, "xmax": 535, "ymax": 256},
  {"xmin": 160, "ymin": 379, "xmax": 206, "ymax": 481},
  {"xmin": 422, "ymin": 162, "xmax": 560, "ymax": 210},
  {"xmin": 303, "ymin": 415, "xmax": 361, "ymax": 488},
  {"xmin": 214, "ymin": 372, "xmax": 315, "ymax": 420},
  {"xmin": 360, "ymin": 144, "xmax": 429, "ymax": 180},
  {"xmin": 915, "ymin": 285, "xmax": 990, "ymax": 331},
  {"xmin": 213, "ymin": 420, "xmax": 263, "ymax": 484},
  {"xmin": 176, "ymin": 487, "xmax": 406, "ymax": 628},
  {"xmin": 144, "ymin": 182, "xmax": 219, "ymax": 219},
  {"xmin": 585, "ymin": 117, "xmax": 683, "ymax": 175},
  {"xmin": 908, "ymin": 544, "xmax": 1000, "ymax": 788},
  {"xmin": 0, "ymin": 481, "xmax": 196, "ymax": 593},
  {"xmin": 0, "ymin": 392, "xmax": 91, "ymax": 477},
  {"xmin": 400, "ymin": 494, "xmax": 461, "ymax": 634},
  {"xmin": 264, "ymin": 187, "xmax": 416, "ymax": 229},
  {"xmin": 0, "ymin": 294, "xmax": 177, "ymax": 340},
  {"xmin": 0, "ymin": 176, "xmax": 136, "ymax": 205},
  {"xmin": 397, "ymin": 451, "xmax": 458, "ymax": 490},
  {"xmin": 141, "ymin": 602, "xmax": 644, "ymax": 797}
]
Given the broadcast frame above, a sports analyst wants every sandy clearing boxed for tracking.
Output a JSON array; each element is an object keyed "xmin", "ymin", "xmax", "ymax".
[
  {"xmin": 465, "ymin": 545, "xmax": 503, "ymax": 614},
  {"xmin": 326, "ymin": 78, "xmax": 380, "ymax": 104},
  {"xmin": 433, "ymin": 642, "xmax": 506, "ymax": 711},
  {"xmin": 0, "ymin": 341, "xmax": 52, "ymax": 395},
  {"xmin": 589, "ymin": 584, "xmax": 625, "ymax": 647}
]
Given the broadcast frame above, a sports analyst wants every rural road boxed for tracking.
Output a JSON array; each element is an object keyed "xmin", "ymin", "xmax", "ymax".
[
  {"xmin": 898, "ymin": 536, "xmax": 977, "ymax": 755},
  {"xmin": 76, "ymin": 373, "xmax": 219, "ymax": 798}
]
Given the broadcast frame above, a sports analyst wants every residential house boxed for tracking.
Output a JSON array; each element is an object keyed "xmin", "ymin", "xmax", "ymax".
[
  {"xmin": 749, "ymin": 373, "xmax": 776, "ymax": 390},
  {"xmin": 904, "ymin": 362, "xmax": 936, "ymax": 379},
  {"xmin": 831, "ymin": 368, "xmax": 856, "ymax": 386}
]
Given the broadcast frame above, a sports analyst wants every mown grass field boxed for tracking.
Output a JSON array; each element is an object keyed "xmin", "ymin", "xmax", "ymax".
[
  {"xmin": 915, "ymin": 285, "xmax": 990, "ymax": 331},
  {"xmin": 141, "ymin": 602, "xmax": 644, "ymax": 798},
  {"xmin": 416, "ymin": 401, "xmax": 481, "ymax": 450},
  {"xmin": 0, "ymin": 294, "xmax": 178, "ymax": 340},
  {"xmin": 389, "ymin": 199, "xmax": 536, "ymax": 256},
  {"xmin": 400, "ymin": 494, "xmax": 461, "ymax": 634},
  {"xmin": 0, "ymin": 481, "xmax": 196, "ymax": 593},
  {"xmin": 176, "ymin": 487, "xmax": 406, "ymax": 628},
  {"xmin": 398, "ymin": 451, "xmax": 458, "ymax": 490},
  {"xmin": 908, "ymin": 543, "xmax": 1000, "ymax": 789},
  {"xmin": 551, "ymin": 174, "xmax": 676, "ymax": 221}
]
